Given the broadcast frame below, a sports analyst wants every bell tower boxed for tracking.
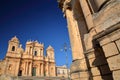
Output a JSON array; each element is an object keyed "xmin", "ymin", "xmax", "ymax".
[
  {"xmin": 7, "ymin": 36, "xmax": 19, "ymax": 53},
  {"xmin": 46, "ymin": 45, "xmax": 56, "ymax": 77},
  {"xmin": 46, "ymin": 45, "xmax": 55, "ymax": 60},
  {"xmin": 5, "ymin": 36, "xmax": 22, "ymax": 76}
]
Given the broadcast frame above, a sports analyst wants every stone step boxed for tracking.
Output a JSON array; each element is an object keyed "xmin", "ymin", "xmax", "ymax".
[{"xmin": 13, "ymin": 76, "xmax": 69, "ymax": 80}]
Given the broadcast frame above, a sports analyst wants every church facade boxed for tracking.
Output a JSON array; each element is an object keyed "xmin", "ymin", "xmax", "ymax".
[
  {"xmin": 58, "ymin": 0, "xmax": 120, "ymax": 80},
  {"xmin": 0, "ymin": 36, "xmax": 56, "ymax": 77}
]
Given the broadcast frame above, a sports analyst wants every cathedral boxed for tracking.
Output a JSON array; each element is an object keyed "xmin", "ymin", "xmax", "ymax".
[{"xmin": 0, "ymin": 36, "xmax": 56, "ymax": 77}]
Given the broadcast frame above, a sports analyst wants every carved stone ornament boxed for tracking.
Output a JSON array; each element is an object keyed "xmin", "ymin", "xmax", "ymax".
[{"xmin": 62, "ymin": 0, "xmax": 72, "ymax": 12}]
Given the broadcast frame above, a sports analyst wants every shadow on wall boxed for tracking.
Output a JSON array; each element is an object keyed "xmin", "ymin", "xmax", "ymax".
[{"xmin": 92, "ymin": 40, "xmax": 113, "ymax": 80}]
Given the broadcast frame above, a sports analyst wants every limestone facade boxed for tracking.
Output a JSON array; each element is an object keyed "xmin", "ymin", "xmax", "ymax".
[
  {"xmin": 0, "ymin": 36, "xmax": 56, "ymax": 77},
  {"xmin": 56, "ymin": 65, "xmax": 70, "ymax": 78},
  {"xmin": 58, "ymin": 0, "xmax": 120, "ymax": 80}
]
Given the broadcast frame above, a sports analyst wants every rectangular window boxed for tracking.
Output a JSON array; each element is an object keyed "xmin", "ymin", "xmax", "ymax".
[{"xmin": 57, "ymin": 70, "xmax": 60, "ymax": 74}]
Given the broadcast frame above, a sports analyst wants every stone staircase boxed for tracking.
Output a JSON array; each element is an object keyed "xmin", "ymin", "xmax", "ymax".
[{"xmin": 12, "ymin": 76, "xmax": 69, "ymax": 80}]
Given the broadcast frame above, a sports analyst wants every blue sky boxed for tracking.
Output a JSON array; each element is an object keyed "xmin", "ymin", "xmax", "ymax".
[{"xmin": 0, "ymin": 0, "xmax": 72, "ymax": 68}]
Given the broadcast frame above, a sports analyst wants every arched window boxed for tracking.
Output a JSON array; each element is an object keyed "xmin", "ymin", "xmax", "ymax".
[
  {"xmin": 12, "ymin": 46, "xmax": 15, "ymax": 51},
  {"xmin": 34, "ymin": 51, "xmax": 37, "ymax": 56},
  {"xmin": 8, "ymin": 64, "xmax": 12, "ymax": 70}
]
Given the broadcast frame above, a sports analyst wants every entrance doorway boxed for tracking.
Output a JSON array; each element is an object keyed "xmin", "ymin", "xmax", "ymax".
[
  {"xmin": 32, "ymin": 67, "xmax": 36, "ymax": 76},
  {"xmin": 18, "ymin": 70, "xmax": 22, "ymax": 76}
]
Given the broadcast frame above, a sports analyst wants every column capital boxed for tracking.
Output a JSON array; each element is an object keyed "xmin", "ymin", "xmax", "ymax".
[
  {"xmin": 63, "ymin": 0, "xmax": 72, "ymax": 12},
  {"xmin": 58, "ymin": 0, "xmax": 72, "ymax": 13}
]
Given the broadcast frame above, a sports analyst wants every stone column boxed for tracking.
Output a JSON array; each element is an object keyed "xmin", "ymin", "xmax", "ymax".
[
  {"xmin": 45, "ymin": 62, "xmax": 49, "ymax": 76},
  {"xmin": 29, "ymin": 62, "xmax": 32, "ymax": 76},
  {"xmin": 39, "ymin": 63, "xmax": 41, "ymax": 76},
  {"xmin": 79, "ymin": 1, "xmax": 105, "ymax": 80},
  {"xmin": 64, "ymin": 9, "xmax": 89, "ymax": 80},
  {"xmin": 79, "ymin": 0, "xmax": 94, "ymax": 31},
  {"xmin": 47, "ymin": 62, "xmax": 49, "ymax": 77},
  {"xmin": 37, "ymin": 64, "xmax": 40, "ymax": 76},
  {"xmin": 36, "ymin": 65, "xmax": 38, "ymax": 76},
  {"xmin": 65, "ymin": 10, "xmax": 84, "ymax": 60},
  {"xmin": 24, "ymin": 62, "xmax": 26, "ymax": 76},
  {"xmin": 39, "ymin": 63, "xmax": 42, "ymax": 76},
  {"xmin": 60, "ymin": 0, "xmax": 89, "ymax": 79},
  {"xmin": 41, "ymin": 63, "xmax": 44, "ymax": 76},
  {"xmin": 26, "ymin": 62, "xmax": 28, "ymax": 76}
]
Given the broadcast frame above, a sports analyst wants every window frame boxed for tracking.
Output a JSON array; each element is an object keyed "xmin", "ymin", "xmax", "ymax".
[{"xmin": 12, "ymin": 46, "xmax": 15, "ymax": 51}]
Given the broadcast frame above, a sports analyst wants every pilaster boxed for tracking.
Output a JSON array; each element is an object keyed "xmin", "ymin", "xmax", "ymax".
[{"xmin": 79, "ymin": 0, "xmax": 94, "ymax": 30}]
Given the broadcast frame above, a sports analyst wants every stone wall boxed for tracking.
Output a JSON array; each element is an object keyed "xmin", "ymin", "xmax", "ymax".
[
  {"xmin": 94, "ymin": 27, "xmax": 120, "ymax": 80},
  {"xmin": 58, "ymin": 0, "xmax": 120, "ymax": 80},
  {"xmin": 0, "ymin": 75, "xmax": 69, "ymax": 80}
]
